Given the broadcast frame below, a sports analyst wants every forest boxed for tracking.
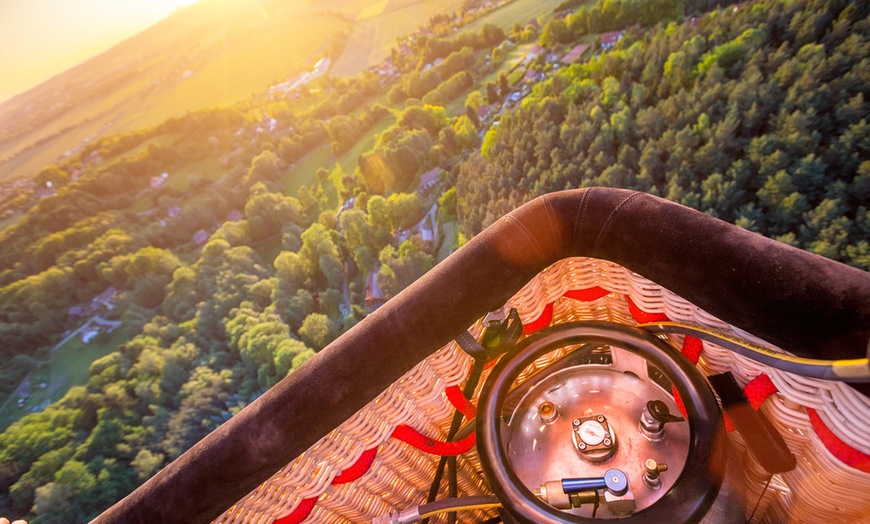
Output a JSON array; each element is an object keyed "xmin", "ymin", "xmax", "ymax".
[
  {"xmin": 459, "ymin": 0, "xmax": 870, "ymax": 270},
  {"xmin": 0, "ymin": 0, "xmax": 867, "ymax": 521}
]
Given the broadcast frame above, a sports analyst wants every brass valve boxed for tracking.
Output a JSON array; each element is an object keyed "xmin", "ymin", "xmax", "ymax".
[{"xmin": 643, "ymin": 459, "xmax": 668, "ymax": 489}]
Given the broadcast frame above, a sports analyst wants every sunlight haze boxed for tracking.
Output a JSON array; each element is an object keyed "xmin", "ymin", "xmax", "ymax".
[{"xmin": 0, "ymin": 0, "xmax": 202, "ymax": 103}]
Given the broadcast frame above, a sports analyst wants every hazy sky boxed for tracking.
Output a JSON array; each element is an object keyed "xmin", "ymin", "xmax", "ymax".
[{"xmin": 0, "ymin": 0, "xmax": 201, "ymax": 103}]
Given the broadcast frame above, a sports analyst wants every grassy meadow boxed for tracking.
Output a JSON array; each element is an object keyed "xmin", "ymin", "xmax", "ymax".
[{"xmin": 466, "ymin": 0, "xmax": 574, "ymax": 30}]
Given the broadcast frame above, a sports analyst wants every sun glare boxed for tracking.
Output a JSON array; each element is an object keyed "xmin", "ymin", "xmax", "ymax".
[
  {"xmin": 154, "ymin": 0, "xmax": 203, "ymax": 12},
  {"xmin": 175, "ymin": 0, "xmax": 203, "ymax": 9}
]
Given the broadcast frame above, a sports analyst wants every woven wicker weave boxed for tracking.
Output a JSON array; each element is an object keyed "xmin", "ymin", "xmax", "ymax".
[{"xmin": 215, "ymin": 257, "xmax": 870, "ymax": 524}]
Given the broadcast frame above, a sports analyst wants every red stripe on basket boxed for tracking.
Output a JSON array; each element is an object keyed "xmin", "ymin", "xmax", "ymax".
[
  {"xmin": 391, "ymin": 424, "xmax": 476, "ymax": 456},
  {"xmin": 563, "ymin": 287, "xmax": 610, "ymax": 302},
  {"xmin": 274, "ymin": 497, "xmax": 317, "ymax": 524},
  {"xmin": 681, "ymin": 336, "xmax": 703, "ymax": 364},
  {"xmin": 806, "ymin": 408, "xmax": 870, "ymax": 473},
  {"xmin": 331, "ymin": 447, "xmax": 378, "ymax": 485},
  {"xmin": 445, "ymin": 385, "xmax": 477, "ymax": 421},
  {"xmin": 743, "ymin": 374, "xmax": 778, "ymax": 410},
  {"xmin": 627, "ymin": 296, "xmax": 669, "ymax": 323},
  {"xmin": 523, "ymin": 302, "xmax": 554, "ymax": 334}
]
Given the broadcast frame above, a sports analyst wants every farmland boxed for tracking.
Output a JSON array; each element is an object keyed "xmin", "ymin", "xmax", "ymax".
[
  {"xmin": 0, "ymin": 0, "xmax": 462, "ymax": 183},
  {"xmin": 464, "ymin": 0, "xmax": 570, "ymax": 30},
  {"xmin": 330, "ymin": 0, "xmax": 466, "ymax": 77}
]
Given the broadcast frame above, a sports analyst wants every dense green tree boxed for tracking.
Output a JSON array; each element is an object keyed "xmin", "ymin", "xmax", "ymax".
[
  {"xmin": 377, "ymin": 239, "xmax": 435, "ymax": 299},
  {"xmin": 298, "ymin": 313, "xmax": 333, "ymax": 350},
  {"xmin": 455, "ymin": 0, "xmax": 870, "ymax": 271},
  {"xmin": 242, "ymin": 150, "xmax": 282, "ymax": 190}
]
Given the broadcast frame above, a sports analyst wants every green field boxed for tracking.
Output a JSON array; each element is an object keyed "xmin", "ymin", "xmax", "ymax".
[
  {"xmin": 437, "ymin": 220, "xmax": 458, "ymax": 261},
  {"xmin": 465, "ymin": 0, "xmax": 570, "ymax": 31},
  {"xmin": 0, "ymin": 214, "xmax": 19, "ymax": 232},
  {"xmin": 283, "ymin": 144, "xmax": 334, "ymax": 196},
  {"xmin": 167, "ymin": 156, "xmax": 223, "ymax": 191},
  {"xmin": 130, "ymin": 194, "xmax": 157, "ymax": 214},
  {"xmin": 0, "ymin": 325, "xmax": 129, "ymax": 431},
  {"xmin": 49, "ymin": 327, "xmax": 129, "ymax": 402},
  {"xmin": 281, "ymin": 109, "xmax": 397, "ymax": 202},
  {"xmin": 337, "ymin": 113, "xmax": 397, "ymax": 176},
  {"xmin": 331, "ymin": 0, "xmax": 466, "ymax": 77}
]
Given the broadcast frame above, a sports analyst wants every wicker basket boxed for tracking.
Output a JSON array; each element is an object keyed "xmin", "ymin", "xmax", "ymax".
[{"xmin": 215, "ymin": 257, "xmax": 870, "ymax": 524}]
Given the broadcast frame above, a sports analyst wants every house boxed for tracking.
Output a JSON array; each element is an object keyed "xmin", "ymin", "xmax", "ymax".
[
  {"xmin": 168, "ymin": 206, "xmax": 182, "ymax": 218},
  {"xmin": 523, "ymin": 68, "xmax": 545, "ymax": 83},
  {"xmin": 226, "ymin": 210, "xmax": 243, "ymax": 222},
  {"xmin": 416, "ymin": 213, "xmax": 437, "ymax": 243},
  {"xmin": 478, "ymin": 105, "xmax": 491, "ymax": 119},
  {"xmin": 562, "ymin": 43, "xmax": 590, "ymax": 64},
  {"xmin": 94, "ymin": 287, "xmax": 117, "ymax": 311},
  {"xmin": 95, "ymin": 287, "xmax": 116, "ymax": 304},
  {"xmin": 193, "ymin": 230, "xmax": 210, "ymax": 245},
  {"xmin": 68, "ymin": 304, "xmax": 85, "ymax": 320},
  {"xmin": 417, "ymin": 168, "xmax": 441, "ymax": 193},
  {"xmin": 601, "ymin": 31, "xmax": 623, "ymax": 50}
]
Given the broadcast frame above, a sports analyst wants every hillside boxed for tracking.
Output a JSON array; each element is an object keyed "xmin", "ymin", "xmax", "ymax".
[
  {"xmin": 0, "ymin": 0, "xmax": 867, "ymax": 521},
  {"xmin": 0, "ymin": 0, "xmax": 468, "ymax": 184}
]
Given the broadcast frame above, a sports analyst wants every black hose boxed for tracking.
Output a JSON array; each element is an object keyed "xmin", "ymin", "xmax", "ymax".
[
  {"xmin": 639, "ymin": 322, "xmax": 870, "ymax": 382},
  {"xmin": 418, "ymin": 495, "xmax": 501, "ymax": 520},
  {"xmin": 447, "ymin": 456, "xmax": 458, "ymax": 524},
  {"xmin": 421, "ymin": 359, "xmax": 485, "ymax": 524}
]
